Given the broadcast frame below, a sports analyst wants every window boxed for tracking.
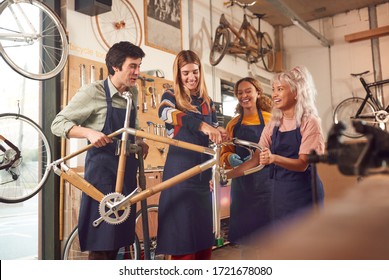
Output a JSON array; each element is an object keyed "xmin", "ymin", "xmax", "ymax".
[
  {"xmin": 221, "ymin": 80, "xmax": 237, "ymax": 118},
  {"xmin": 0, "ymin": 46, "xmax": 41, "ymax": 261}
]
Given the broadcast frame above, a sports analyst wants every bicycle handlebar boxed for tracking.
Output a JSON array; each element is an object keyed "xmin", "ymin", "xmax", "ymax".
[
  {"xmin": 350, "ymin": 70, "xmax": 370, "ymax": 78},
  {"xmin": 309, "ymin": 121, "xmax": 389, "ymax": 176},
  {"xmin": 219, "ymin": 138, "xmax": 264, "ymax": 185},
  {"xmin": 231, "ymin": 138, "xmax": 264, "ymax": 175}
]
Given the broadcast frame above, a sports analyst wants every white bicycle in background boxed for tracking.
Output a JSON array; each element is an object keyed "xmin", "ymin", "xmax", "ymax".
[
  {"xmin": 0, "ymin": 112, "xmax": 52, "ymax": 203},
  {"xmin": 0, "ymin": 0, "xmax": 68, "ymax": 80}
]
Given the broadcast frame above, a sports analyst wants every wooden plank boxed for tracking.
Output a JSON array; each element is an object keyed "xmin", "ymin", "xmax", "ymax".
[{"xmin": 345, "ymin": 25, "xmax": 389, "ymax": 43}]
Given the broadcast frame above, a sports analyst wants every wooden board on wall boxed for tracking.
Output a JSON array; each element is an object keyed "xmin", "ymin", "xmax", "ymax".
[
  {"xmin": 68, "ymin": 55, "xmax": 107, "ymax": 102},
  {"xmin": 136, "ymin": 73, "xmax": 173, "ymax": 168}
]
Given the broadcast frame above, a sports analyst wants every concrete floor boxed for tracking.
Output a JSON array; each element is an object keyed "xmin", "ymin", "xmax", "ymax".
[{"xmin": 211, "ymin": 243, "xmax": 241, "ymax": 260}]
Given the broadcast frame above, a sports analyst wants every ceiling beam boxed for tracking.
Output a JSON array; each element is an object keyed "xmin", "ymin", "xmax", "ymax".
[{"xmin": 264, "ymin": 0, "xmax": 332, "ymax": 47}]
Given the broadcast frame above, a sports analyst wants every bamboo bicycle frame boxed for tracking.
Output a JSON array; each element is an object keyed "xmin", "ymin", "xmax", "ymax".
[
  {"xmin": 50, "ymin": 91, "xmax": 263, "ymax": 242},
  {"xmin": 51, "ymin": 125, "xmax": 225, "ymax": 237}
]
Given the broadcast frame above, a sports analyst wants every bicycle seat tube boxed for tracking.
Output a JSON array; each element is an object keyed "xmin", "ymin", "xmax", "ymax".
[{"xmin": 115, "ymin": 91, "xmax": 134, "ymax": 194}]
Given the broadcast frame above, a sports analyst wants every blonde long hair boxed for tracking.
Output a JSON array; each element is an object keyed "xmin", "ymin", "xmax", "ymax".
[
  {"xmin": 271, "ymin": 66, "xmax": 320, "ymax": 127},
  {"xmin": 234, "ymin": 77, "xmax": 272, "ymax": 115},
  {"xmin": 173, "ymin": 50, "xmax": 210, "ymax": 112}
]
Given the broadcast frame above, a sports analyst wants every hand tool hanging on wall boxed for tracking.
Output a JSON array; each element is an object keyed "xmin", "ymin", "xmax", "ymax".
[
  {"xmin": 80, "ymin": 64, "xmax": 86, "ymax": 87},
  {"xmin": 146, "ymin": 121, "xmax": 155, "ymax": 133},
  {"xmin": 150, "ymin": 83, "xmax": 157, "ymax": 109},
  {"xmin": 138, "ymin": 76, "xmax": 154, "ymax": 113},
  {"xmin": 90, "ymin": 65, "xmax": 95, "ymax": 83},
  {"xmin": 99, "ymin": 67, "xmax": 104, "ymax": 80}
]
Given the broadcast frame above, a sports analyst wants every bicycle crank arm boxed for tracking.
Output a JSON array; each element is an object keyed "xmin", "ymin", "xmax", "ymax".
[{"xmin": 92, "ymin": 210, "xmax": 113, "ymax": 227}]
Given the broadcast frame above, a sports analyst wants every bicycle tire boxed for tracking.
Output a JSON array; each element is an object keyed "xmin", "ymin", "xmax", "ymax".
[
  {"xmin": 62, "ymin": 226, "xmax": 141, "ymax": 260},
  {"xmin": 0, "ymin": 113, "xmax": 51, "ymax": 203},
  {"xmin": 0, "ymin": 0, "xmax": 69, "ymax": 80},
  {"xmin": 259, "ymin": 32, "xmax": 275, "ymax": 72},
  {"xmin": 135, "ymin": 204, "xmax": 166, "ymax": 260},
  {"xmin": 209, "ymin": 26, "xmax": 230, "ymax": 66},
  {"xmin": 333, "ymin": 97, "xmax": 377, "ymax": 138},
  {"xmin": 94, "ymin": 0, "xmax": 142, "ymax": 49}
]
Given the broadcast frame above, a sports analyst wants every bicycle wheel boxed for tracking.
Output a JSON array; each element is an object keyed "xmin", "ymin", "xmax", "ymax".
[
  {"xmin": 0, "ymin": 113, "xmax": 51, "ymax": 203},
  {"xmin": 0, "ymin": 0, "xmax": 69, "ymax": 80},
  {"xmin": 209, "ymin": 25, "xmax": 230, "ymax": 66},
  {"xmin": 94, "ymin": 0, "xmax": 142, "ymax": 50},
  {"xmin": 259, "ymin": 32, "xmax": 275, "ymax": 72},
  {"xmin": 135, "ymin": 204, "xmax": 166, "ymax": 260},
  {"xmin": 333, "ymin": 97, "xmax": 377, "ymax": 138},
  {"xmin": 62, "ymin": 226, "xmax": 141, "ymax": 260}
]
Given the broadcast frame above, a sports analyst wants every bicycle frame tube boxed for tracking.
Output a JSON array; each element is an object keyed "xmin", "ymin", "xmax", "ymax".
[
  {"xmin": 0, "ymin": 33, "xmax": 38, "ymax": 42},
  {"xmin": 0, "ymin": 134, "xmax": 21, "ymax": 171},
  {"xmin": 366, "ymin": 78, "xmax": 389, "ymax": 111},
  {"xmin": 360, "ymin": 77, "xmax": 387, "ymax": 111},
  {"xmin": 212, "ymin": 144, "xmax": 222, "ymax": 243},
  {"xmin": 115, "ymin": 91, "xmax": 133, "ymax": 194},
  {"xmin": 0, "ymin": 1, "xmax": 38, "ymax": 43}
]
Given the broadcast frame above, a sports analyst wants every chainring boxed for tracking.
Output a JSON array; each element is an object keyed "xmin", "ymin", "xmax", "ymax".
[
  {"xmin": 98, "ymin": 192, "xmax": 131, "ymax": 225},
  {"xmin": 376, "ymin": 110, "xmax": 389, "ymax": 123}
]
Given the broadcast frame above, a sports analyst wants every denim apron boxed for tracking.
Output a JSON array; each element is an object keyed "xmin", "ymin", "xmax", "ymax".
[
  {"xmin": 78, "ymin": 80, "xmax": 138, "ymax": 251},
  {"xmin": 270, "ymin": 125, "xmax": 324, "ymax": 222},
  {"xmin": 156, "ymin": 96, "xmax": 214, "ymax": 255},
  {"xmin": 229, "ymin": 109, "xmax": 272, "ymax": 243}
]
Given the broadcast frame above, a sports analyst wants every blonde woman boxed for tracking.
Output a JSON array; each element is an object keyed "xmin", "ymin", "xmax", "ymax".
[{"xmin": 157, "ymin": 50, "xmax": 228, "ymax": 260}]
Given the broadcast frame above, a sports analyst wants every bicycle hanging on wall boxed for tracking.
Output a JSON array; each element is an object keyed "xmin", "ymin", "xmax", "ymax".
[
  {"xmin": 209, "ymin": 0, "xmax": 275, "ymax": 72},
  {"xmin": 0, "ymin": 0, "xmax": 69, "ymax": 80},
  {"xmin": 0, "ymin": 112, "xmax": 52, "ymax": 203},
  {"xmin": 0, "ymin": 0, "xmax": 67, "ymax": 201},
  {"xmin": 333, "ymin": 71, "xmax": 389, "ymax": 138}
]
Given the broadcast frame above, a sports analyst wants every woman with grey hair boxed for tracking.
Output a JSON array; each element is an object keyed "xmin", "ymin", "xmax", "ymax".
[{"xmin": 225, "ymin": 66, "xmax": 325, "ymax": 223}]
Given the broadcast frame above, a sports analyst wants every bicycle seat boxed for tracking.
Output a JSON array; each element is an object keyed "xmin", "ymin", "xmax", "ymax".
[
  {"xmin": 351, "ymin": 70, "xmax": 369, "ymax": 77},
  {"xmin": 253, "ymin": 13, "xmax": 266, "ymax": 19}
]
